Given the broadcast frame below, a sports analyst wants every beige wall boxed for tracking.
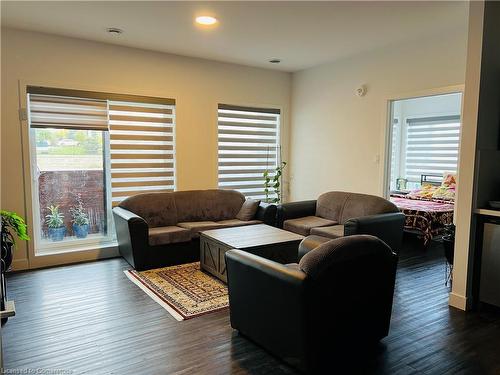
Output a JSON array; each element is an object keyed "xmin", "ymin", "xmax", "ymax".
[
  {"xmin": 289, "ymin": 30, "xmax": 468, "ymax": 201},
  {"xmin": 1, "ymin": 28, "xmax": 291, "ymax": 269}
]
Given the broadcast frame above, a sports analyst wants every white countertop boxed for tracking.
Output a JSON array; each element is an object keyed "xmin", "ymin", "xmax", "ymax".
[{"xmin": 474, "ymin": 208, "xmax": 500, "ymax": 218}]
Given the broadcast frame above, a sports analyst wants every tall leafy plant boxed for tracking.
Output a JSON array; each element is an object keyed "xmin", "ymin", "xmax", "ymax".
[
  {"xmin": 1, "ymin": 210, "xmax": 30, "ymax": 271},
  {"xmin": 1, "ymin": 210, "xmax": 30, "ymax": 246},
  {"xmin": 264, "ymin": 161, "xmax": 287, "ymax": 204}
]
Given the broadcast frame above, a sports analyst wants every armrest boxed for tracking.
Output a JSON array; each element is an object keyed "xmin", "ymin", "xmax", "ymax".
[
  {"xmin": 276, "ymin": 200, "xmax": 317, "ymax": 228},
  {"xmin": 225, "ymin": 250, "xmax": 307, "ymax": 362},
  {"xmin": 344, "ymin": 212, "xmax": 405, "ymax": 254},
  {"xmin": 255, "ymin": 202, "xmax": 277, "ymax": 226},
  {"xmin": 112, "ymin": 207, "xmax": 149, "ymax": 269},
  {"xmin": 113, "ymin": 206, "xmax": 146, "ymax": 224}
]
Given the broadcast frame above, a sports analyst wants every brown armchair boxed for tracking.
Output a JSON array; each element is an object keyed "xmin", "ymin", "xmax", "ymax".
[{"xmin": 225, "ymin": 235, "xmax": 398, "ymax": 373}]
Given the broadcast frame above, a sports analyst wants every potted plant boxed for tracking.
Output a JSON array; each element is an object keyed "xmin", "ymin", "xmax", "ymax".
[
  {"xmin": 1, "ymin": 210, "xmax": 30, "ymax": 272},
  {"xmin": 263, "ymin": 161, "xmax": 287, "ymax": 204},
  {"xmin": 70, "ymin": 195, "xmax": 89, "ymax": 239},
  {"xmin": 46, "ymin": 205, "xmax": 66, "ymax": 241},
  {"xmin": 1, "ymin": 210, "xmax": 30, "ymax": 315}
]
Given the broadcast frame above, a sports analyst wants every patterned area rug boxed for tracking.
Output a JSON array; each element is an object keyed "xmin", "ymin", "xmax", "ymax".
[{"xmin": 124, "ymin": 262, "xmax": 228, "ymax": 321}]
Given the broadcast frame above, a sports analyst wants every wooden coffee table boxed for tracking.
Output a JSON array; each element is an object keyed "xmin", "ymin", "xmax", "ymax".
[{"xmin": 200, "ymin": 224, "xmax": 304, "ymax": 282}]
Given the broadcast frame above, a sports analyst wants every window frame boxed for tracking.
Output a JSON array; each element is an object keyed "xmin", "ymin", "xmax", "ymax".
[
  {"xmin": 18, "ymin": 81, "xmax": 177, "ymax": 269},
  {"xmin": 402, "ymin": 114, "xmax": 461, "ymax": 185},
  {"xmin": 216, "ymin": 103, "xmax": 282, "ymax": 200}
]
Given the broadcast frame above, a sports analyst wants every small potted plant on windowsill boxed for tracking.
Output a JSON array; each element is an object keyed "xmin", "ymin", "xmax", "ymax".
[
  {"xmin": 70, "ymin": 195, "xmax": 89, "ymax": 239},
  {"xmin": 46, "ymin": 205, "xmax": 66, "ymax": 241}
]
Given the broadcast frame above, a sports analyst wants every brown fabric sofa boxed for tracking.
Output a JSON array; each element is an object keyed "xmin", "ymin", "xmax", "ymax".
[
  {"xmin": 113, "ymin": 189, "xmax": 276, "ymax": 270},
  {"xmin": 277, "ymin": 191, "xmax": 405, "ymax": 254}
]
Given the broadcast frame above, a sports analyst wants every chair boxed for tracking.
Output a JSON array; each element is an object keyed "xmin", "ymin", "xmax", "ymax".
[{"xmin": 225, "ymin": 235, "xmax": 398, "ymax": 373}]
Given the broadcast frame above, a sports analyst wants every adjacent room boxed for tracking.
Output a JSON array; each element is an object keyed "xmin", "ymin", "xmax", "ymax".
[{"xmin": 1, "ymin": 1, "xmax": 500, "ymax": 374}]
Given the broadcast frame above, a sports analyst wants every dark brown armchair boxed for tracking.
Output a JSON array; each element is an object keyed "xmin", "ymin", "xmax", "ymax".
[{"xmin": 225, "ymin": 235, "xmax": 398, "ymax": 373}]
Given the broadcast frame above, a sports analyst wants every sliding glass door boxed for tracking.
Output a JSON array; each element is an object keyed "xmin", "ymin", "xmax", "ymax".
[
  {"xmin": 28, "ymin": 94, "xmax": 113, "ymax": 254},
  {"xmin": 26, "ymin": 87, "xmax": 176, "ymax": 258}
]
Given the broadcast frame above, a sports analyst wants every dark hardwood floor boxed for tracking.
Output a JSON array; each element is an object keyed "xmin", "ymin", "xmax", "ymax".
[{"xmin": 3, "ymin": 236, "xmax": 500, "ymax": 374}]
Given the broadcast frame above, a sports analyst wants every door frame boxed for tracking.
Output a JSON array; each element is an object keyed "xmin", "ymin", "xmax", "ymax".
[{"xmin": 379, "ymin": 84, "xmax": 465, "ymax": 198}]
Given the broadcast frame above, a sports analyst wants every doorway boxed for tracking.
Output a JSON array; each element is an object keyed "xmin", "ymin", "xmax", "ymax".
[{"xmin": 385, "ymin": 92, "xmax": 462, "ymax": 251}]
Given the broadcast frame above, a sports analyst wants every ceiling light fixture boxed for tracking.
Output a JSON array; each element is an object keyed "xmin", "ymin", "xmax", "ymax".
[
  {"xmin": 195, "ymin": 16, "xmax": 218, "ymax": 26},
  {"xmin": 106, "ymin": 27, "xmax": 123, "ymax": 35},
  {"xmin": 269, "ymin": 59, "xmax": 281, "ymax": 64}
]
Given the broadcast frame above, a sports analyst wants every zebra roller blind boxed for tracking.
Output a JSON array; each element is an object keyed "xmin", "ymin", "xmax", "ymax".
[
  {"xmin": 109, "ymin": 101, "xmax": 176, "ymax": 205},
  {"xmin": 405, "ymin": 115, "xmax": 461, "ymax": 182},
  {"xmin": 28, "ymin": 94, "xmax": 108, "ymax": 130},
  {"xmin": 217, "ymin": 104, "xmax": 280, "ymax": 200}
]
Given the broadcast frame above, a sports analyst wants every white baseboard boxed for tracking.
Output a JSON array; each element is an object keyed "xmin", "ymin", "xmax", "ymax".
[
  {"xmin": 11, "ymin": 259, "xmax": 29, "ymax": 271},
  {"xmin": 448, "ymin": 292, "xmax": 469, "ymax": 311}
]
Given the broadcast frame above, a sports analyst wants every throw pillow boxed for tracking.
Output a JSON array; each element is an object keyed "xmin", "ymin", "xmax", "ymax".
[{"xmin": 236, "ymin": 199, "xmax": 261, "ymax": 221}]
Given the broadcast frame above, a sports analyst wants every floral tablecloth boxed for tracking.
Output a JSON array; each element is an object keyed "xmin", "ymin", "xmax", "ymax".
[{"xmin": 390, "ymin": 196, "xmax": 454, "ymax": 246}]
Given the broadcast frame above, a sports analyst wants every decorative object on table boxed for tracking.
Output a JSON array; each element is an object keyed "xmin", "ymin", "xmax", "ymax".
[
  {"xmin": 442, "ymin": 223, "xmax": 455, "ymax": 286},
  {"xmin": 263, "ymin": 160, "xmax": 287, "ymax": 204},
  {"xmin": 124, "ymin": 262, "xmax": 228, "ymax": 321},
  {"xmin": 70, "ymin": 195, "xmax": 90, "ymax": 239},
  {"xmin": 1, "ymin": 210, "xmax": 30, "ymax": 324},
  {"xmin": 488, "ymin": 201, "xmax": 500, "ymax": 210},
  {"xmin": 396, "ymin": 178, "xmax": 407, "ymax": 191},
  {"xmin": 46, "ymin": 205, "xmax": 66, "ymax": 241}
]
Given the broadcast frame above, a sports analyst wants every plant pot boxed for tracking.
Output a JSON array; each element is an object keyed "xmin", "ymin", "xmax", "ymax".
[
  {"xmin": 73, "ymin": 224, "xmax": 89, "ymax": 239},
  {"xmin": 48, "ymin": 227, "xmax": 66, "ymax": 242},
  {"xmin": 1, "ymin": 241, "xmax": 13, "ymax": 271},
  {"xmin": 442, "ymin": 235, "xmax": 455, "ymax": 265}
]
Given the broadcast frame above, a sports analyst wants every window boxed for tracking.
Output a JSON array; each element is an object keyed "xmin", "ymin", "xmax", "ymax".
[
  {"xmin": 405, "ymin": 115, "xmax": 461, "ymax": 184},
  {"xmin": 27, "ymin": 87, "xmax": 175, "ymax": 254},
  {"xmin": 217, "ymin": 104, "xmax": 280, "ymax": 200}
]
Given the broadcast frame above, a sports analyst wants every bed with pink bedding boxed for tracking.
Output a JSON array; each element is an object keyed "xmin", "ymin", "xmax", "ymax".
[{"xmin": 390, "ymin": 195, "xmax": 454, "ymax": 246}]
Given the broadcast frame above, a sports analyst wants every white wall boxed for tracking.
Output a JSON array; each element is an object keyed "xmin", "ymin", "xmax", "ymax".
[
  {"xmin": 1, "ymin": 28, "xmax": 291, "ymax": 269},
  {"xmin": 289, "ymin": 30, "xmax": 468, "ymax": 200}
]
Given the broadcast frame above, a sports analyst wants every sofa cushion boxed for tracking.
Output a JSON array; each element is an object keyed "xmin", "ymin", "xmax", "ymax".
[
  {"xmin": 148, "ymin": 226, "xmax": 191, "ymax": 246},
  {"xmin": 236, "ymin": 199, "xmax": 261, "ymax": 221},
  {"xmin": 298, "ymin": 235, "xmax": 332, "ymax": 261},
  {"xmin": 119, "ymin": 192, "xmax": 178, "ymax": 227},
  {"xmin": 316, "ymin": 192, "xmax": 350, "ymax": 222},
  {"xmin": 310, "ymin": 225, "xmax": 345, "ymax": 239},
  {"xmin": 299, "ymin": 235, "xmax": 391, "ymax": 279},
  {"xmin": 283, "ymin": 216, "xmax": 337, "ymax": 236},
  {"xmin": 175, "ymin": 190, "xmax": 245, "ymax": 222},
  {"xmin": 316, "ymin": 191, "xmax": 399, "ymax": 224},
  {"xmin": 217, "ymin": 219, "xmax": 262, "ymax": 228},
  {"xmin": 177, "ymin": 221, "xmax": 226, "ymax": 237},
  {"xmin": 340, "ymin": 193, "xmax": 399, "ymax": 223}
]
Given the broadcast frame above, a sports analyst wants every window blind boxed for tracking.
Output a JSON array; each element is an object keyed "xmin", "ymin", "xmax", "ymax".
[
  {"xmin": 109, "ymin": 101, "xmax": 176, "ymax": 205},
  {"xmin": 217, "ymin": 104, "xmax": 280, "ymax": 200},
  {"xmin": 390, "ymin": 119, "xmax": 400, "ymax": 187},
  {"xmin": 28, "ymin": 94, "xmax": 108, "ymax": 130},
  {"xmin": 405, "ymin": 115, "xmax": 461, "ymax": 182}
]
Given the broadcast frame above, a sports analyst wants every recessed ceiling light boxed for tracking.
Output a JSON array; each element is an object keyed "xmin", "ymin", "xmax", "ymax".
[
  {"xmin": 195, "ymin": 16, "xmax": 218, "ymax": 26},
  {"xmin": 269, "ymin": 59, "xmax": 281, "ymax": 64},
  {"xmin": 106, "ymin": 27, "xmax": 123, "ymax": 35}
]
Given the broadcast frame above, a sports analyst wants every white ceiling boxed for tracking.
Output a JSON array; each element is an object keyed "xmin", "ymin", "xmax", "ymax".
[{"xmin": 1, "ymin": 1, "xmax": 468, "ymax": 72}]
